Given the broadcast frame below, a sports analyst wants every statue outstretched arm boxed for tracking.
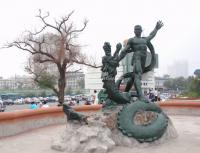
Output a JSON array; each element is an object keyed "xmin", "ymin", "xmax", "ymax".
[
  {"xmin": 118, "ymin": 43, "xmax": 131, "ymax": 61},
  {"xmin": 146, "ymin": 20, "xmax": 163, "ymax": 41}
]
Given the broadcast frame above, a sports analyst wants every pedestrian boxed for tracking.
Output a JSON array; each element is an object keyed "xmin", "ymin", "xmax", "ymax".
[
  {"xmin": 154, "ymin": 90, "xmax": 158, "ymax": 101},
  {"xmin": 76, "ymin": 99, "xmax": 80, "ymax": 105},
  {"xmin": 92, "ymin": 90, "xmax": 99, "ymax": 105},
  {"xmin": 149, "ymin": 89, "xmax": 155, "ymax": 102},
  {"xmin": 30, "ymin": 102, "xmax": 38, "ymax": 109},
  {"xmin": 38, "ymin": 101, "xmax": 43, "ymax": 108},
  {"xmin": 41, "ymin": 101, "xmax": 49, "ymax": 108}
]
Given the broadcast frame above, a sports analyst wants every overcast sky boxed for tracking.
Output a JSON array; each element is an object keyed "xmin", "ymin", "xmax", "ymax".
[{"xmin": 0, "ymin": 0, "xmax": 199, "ymax": 78}]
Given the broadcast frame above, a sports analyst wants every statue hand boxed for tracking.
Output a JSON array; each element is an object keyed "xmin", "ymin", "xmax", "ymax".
[
  {"xmin": 156, "ymin": 20, "xmax": 163, "ymax": 30},
  {"xmin": 116, "ymin": 43, "xmax": 122, "ymax": 51}
]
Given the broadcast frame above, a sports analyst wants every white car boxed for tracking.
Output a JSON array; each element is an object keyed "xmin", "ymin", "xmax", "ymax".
[
  {"xmin": 160, "ymin": 94, "xmax": 169, "ymax": 102},
  {"xmin": 0, "ymin": 99, "xmax": 6, "ymax": 112},
  {"xmin": 14, "ymin": 98, "xmax": 24, "ymax": 105}
]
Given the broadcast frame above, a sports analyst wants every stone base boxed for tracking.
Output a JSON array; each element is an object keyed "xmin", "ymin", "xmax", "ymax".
[{"xmin": 51, "ymin": 111, "xmax": 178, "ymax": 153}]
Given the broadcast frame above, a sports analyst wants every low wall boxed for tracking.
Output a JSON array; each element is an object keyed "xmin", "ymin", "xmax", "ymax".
[
  {"xmin": 171, "ymin": 97, "xmax": 200, "ymax": 100},
  {"xmin": 0, "ymin": 105, "xmax": 102, "ymax": 138},
  {"xmin": 0, "ymin": 107, "xmax": 65, "ymax": 138},
  {"xmin": 158, "ymin": 101, "xmax": 200, "ymax": 116},
  {"xmin": 0, "ymin": 102, "xmax": 199, "ymax": 138}
]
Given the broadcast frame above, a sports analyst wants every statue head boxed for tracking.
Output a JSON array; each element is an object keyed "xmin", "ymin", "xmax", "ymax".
[
  {"xmin": 134, "ymin": 25, "xmax": 142, "ymax": 37},
  {"xmin": 103, "ymin": 42, "xmax": 111, "ymax": 56}
]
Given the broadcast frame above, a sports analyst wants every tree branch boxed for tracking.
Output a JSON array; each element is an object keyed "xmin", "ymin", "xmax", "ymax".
[
  {"xmin": 69, "ymin": 19, "xmax": 88, "ymax": 34},
  {"xmin": 58, "ymin": 10, "xmax": 74, "ymax": 30},
  {"xmin": 66, "ymin": 63, "xmax": 73, "ymax": 69},
  {"xmin": 6, "ymin": 42, "xmax": 35, "ymax": 54},
  {"xmin": 72, "ymin": 59, "xmax": 101, "ymax": 68},
  {"xmin": 37, "ymin": 59, "xmax": 54, "ymax": 63},
  {"xmin": 35, "ymin": 9, "xmax": 62, "ymax": 34},
  {"xmin": 5, "ymin": 39, "xmax": 57, "ymax": 63}
]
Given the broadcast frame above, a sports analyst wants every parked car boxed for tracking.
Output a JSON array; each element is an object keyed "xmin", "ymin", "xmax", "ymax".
[
  {"xmin": 49, "ymin": 98, "xmax": 56, "ymax": 103},
  {"xmin": 14, "ymin": 98, "xmax": 24, "ymax": 105},
  {"xmin": 3, "ymin": 99, "xmax": 14, "ymax": 105},
  {"xmin": 0, "ymin": 99, "xmax": 6, "ymax": 112},
  {"xmin": 24, "ymin": 97, "xmax": 33, "ymax": 104},
  {"xmin": 160, "ymin": 94, "xmax": 170, "ymax": 102},
  {"xmin": 32, "ymin": 97, "xmax": 41, "ymax": 103}
]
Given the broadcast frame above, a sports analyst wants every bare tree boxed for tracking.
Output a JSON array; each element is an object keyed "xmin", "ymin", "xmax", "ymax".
[
  {"xmin": 5, "ymin": 10, "xmax": 99, "ymax": 104},
  {"xmin": 25, "ymin": 57, "xmax": 58, "ymax": 94}
]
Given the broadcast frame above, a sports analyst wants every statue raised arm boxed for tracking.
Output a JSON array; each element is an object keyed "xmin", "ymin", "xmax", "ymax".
[{"xmin": 146, "ymin": 20, "xmax": 163, "ymax": 41}]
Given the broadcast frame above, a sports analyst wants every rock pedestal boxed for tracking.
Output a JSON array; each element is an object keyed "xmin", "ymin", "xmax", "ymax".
[{"xmin": 51, "ymin": 111, "xmax": 178, "ymax": 153}]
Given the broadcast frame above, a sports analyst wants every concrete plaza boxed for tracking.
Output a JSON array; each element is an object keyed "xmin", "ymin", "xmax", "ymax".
[{"xmin": 0, "ymin": 115, "xmax": 200, "ymax": 153}]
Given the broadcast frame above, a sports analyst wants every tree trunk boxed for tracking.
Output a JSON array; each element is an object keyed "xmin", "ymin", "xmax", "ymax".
[{"xmin": 58, "ymin": 67, "xmax": 66, "ymax": 105}]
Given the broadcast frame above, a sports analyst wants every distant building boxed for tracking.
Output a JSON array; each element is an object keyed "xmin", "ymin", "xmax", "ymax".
[
  {"xmin": 0, "ymin": 79, "xmax": 16, "ymax": 90},
  {"xmin": 155, "ymin": 76, "xmax": 169, "ymax": 91},
  {"xmin": 66, "ymin": 72, "xmax": 85, "ymax": 90},
  {"xmin": 85, "ymin": 63, "xmax": 124, "ymax": 94},
  {"xmin": 84, "ymin": 67, "xmax": 102, "ymax": 94},
  {"xmin": 167, "ymin": 60, "xmax": 188, "ymax": 78},
  {"xmin": 0, "ymin": 76, "xmax": 36, "ymax": 90}
]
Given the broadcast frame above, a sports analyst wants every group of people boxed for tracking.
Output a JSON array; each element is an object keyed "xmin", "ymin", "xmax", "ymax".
[
  {"xmin": 30, "ymin": 101, "xmax": 49, "ymax": 109},
  {"xmin": 82, "ymin": 90, "xmax": 99, "ymax": 105},
  {"xmin": 145, "ymin": 89, "xmax": 160, "ymax": 102}
]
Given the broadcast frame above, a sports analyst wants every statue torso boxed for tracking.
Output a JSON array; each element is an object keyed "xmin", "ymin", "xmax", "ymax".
[{"xmin": 129, "ymin": 37, "xmax": 148, "ymax": 53}]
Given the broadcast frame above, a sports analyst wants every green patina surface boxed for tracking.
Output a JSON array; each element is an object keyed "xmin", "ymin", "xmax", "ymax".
[
  {"xmin": 101, "ymin": 21, "xmax": 169, "ymax": 142},
  {"xmin": 117, "ymin": 100, "xmax": 168, "ymax": 142}
]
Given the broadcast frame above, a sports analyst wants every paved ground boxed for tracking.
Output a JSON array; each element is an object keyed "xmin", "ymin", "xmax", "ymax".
[
  {"xmin": 0, "ymin": 124, "xmax": 64, "ymax": 153},
  {"xmin": 1, "ymin": 115, "xmax": 200, "ymax": 153}
]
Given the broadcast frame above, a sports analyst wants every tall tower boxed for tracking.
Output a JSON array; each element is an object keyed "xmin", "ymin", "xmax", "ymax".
[{"xmin": 167, "ymin": 60, "xmax": 188, "ymax": 78}]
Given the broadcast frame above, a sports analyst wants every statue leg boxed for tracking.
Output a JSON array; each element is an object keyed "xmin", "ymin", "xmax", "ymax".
[
  {"xmin": 134, "ymin": 74, "xmax": 144, "ymax": 99},
  {"xmin": 134, "ymin": 59, "xmax": 148, "ymax": 102}
]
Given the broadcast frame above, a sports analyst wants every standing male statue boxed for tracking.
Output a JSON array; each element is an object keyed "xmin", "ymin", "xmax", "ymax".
[{"xmin": 119, "ymin": 21, "xmax": 163, "ymax": 101}]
